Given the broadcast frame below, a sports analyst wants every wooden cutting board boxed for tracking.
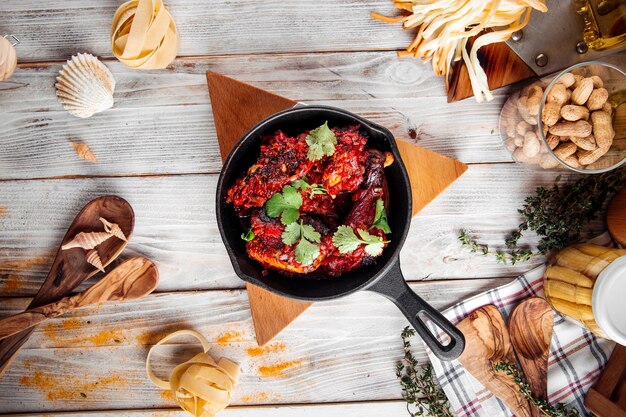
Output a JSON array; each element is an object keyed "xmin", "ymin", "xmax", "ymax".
[
  {"xmin": 447, "ymin": 42, "xmax": 535, "ymax": 102},
  {"xmin": 207, "ymin": 71, "xmax": 468, "ymax": 345},
  {"xmin": 585, "ymin": 345, "xmax": 626, "ymax": 417}
]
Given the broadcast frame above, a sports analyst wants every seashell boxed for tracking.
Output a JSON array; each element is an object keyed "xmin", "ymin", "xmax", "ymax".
[
  {"xmin": 62, "ymin": 230, "xmax": 113, "ymax": 250},
  {"xmin": 85, "ymin": 249, "xmax": 105, "ymax": 272},
  {"xmin": 70, "ymin": 141, "xmax": 98, "ymax": 163},
  {"xmin": 99, "ymin": 217, "xmax": 127, "ymax": 242},
  {"xmin": 55, "ymin": 53, "xmax": 115, "ymax": 118},
  {"xmin": 0, "ymin": 36, "xmax": 17, "ymax": 81}
]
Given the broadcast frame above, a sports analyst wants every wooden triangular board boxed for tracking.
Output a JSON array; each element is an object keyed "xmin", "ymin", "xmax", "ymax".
[{"xmin": 207, "ymin": 71, "xmax": 467, "ymax": 346}]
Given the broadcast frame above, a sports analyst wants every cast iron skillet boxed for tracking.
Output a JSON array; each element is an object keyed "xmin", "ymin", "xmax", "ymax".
[{"xmin": 216, "ymin": 105, "xmax": 465, "ymax": 361}]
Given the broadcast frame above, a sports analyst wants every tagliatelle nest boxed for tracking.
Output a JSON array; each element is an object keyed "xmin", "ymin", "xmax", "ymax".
[{"xmin": 372, "ymin": 0, "xmax": 548, "ymax": 102}]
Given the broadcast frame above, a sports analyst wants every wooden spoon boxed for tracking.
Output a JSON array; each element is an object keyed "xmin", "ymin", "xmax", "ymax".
[
  {"xmin": 509, "ymin": 297, "xmax": 554, "ymax": 417},
  {"xmin": 0, "ymin": 195, "xmax": 134, "ymax": 378},
  {"xmin": 0, "ymin": 258, "xmax": 157, "ymax": 341},
  {"xmin": 457, "ymin": 305, "xmax": 533, "ymax": 417}
]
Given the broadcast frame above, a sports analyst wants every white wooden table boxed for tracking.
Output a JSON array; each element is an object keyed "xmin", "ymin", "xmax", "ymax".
[{"xmin": 0, "ymin": 2, "xmax": 620, "ymax": 416}]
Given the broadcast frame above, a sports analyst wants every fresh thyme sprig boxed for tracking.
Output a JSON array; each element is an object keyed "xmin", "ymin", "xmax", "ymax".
[
  {"xmin": 396, "ymin": 327, "xmax": 453, "ymax": 417},
  {"xmin": 459, "ymin": 167, "xmax": 626, "ymax": 265},
  {"xmin": 493, "ymin": 361, "xmax": 581, "ymax": 417}
]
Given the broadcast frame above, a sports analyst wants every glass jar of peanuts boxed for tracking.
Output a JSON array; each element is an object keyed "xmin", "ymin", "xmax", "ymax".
[
  {"xmin": 543, "ymin": 244, "xmax": 626, "ymax": 345},
  {"xmin": 500, "ymin": 62, "xmax": 626, "ymax": 172}
]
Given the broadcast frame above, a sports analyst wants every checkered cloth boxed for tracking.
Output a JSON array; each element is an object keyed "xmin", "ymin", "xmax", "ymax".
[{"xmin": 425, "ymin": 234, "xmax": 617, "ymax": 417}]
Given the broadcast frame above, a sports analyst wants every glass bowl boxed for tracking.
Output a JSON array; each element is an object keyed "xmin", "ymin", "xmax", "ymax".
[{"xmin": 500, "ymin": 61, "xmax": 626, "ymax": 173}]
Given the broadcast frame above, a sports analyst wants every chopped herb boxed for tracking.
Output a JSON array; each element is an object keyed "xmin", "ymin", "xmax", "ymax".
[
  {"xmin": 332, "ymin": 225, "xmax": 387, "ymax": 257},
  {"xmin": 306, "ymin": 121, "xmax": 337, "ymax": 161},
  {"xmin": 372, "ymin": 198, "xmax": 391, "ymax": 234},
  {"xmin": 292, "ymin": 178, "xmax": 327, "ymax": 197},
  {"xmin": 241, "ymin": 228, "xmax": 255, "ymax": 242},
  {"xmin": 282, "ymin": 221, "xmax": 321, "ymax": 265},
  {"xmin": 265, "ymin": 185, "xmax": 302, "ymax": 225}
]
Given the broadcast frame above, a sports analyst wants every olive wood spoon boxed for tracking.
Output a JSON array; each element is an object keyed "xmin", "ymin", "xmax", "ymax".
[
  {"xmin": 0, "ymin": 258, "xmax": 157, "ymax": 340},
  {"xmin": 0, "ymin": 196, "xmax": 134, "ymax": 378},
  {"xmin": 509, "ymin": 297, "xmax": 554, "ymax": 417}
]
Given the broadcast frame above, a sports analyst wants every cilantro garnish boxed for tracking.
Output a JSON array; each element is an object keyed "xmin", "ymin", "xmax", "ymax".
[
  {"xmin": 282, "ymin": 221, "xmax": 321, "ymax": 266},
  {"xmin": 292, "ymin": 178, "xmax": 327, "ymax": 197},
  {"xmin": 265, "ymin": 185, "xmax": 302, "ymax": 225},
  {"xmin": 332, "ymin": 225, "xmax": 388, "ymax": 257},
  {"xmin": 371, "ymin": 198, "xmax": 391, "ymax": 234},
  {"xmin": 306, "ymin": 121, "xmax": 337, "ymax": 161},
  {"xmin": 241, "ymin": 228, "xmax": 255, "ymax": 242}
]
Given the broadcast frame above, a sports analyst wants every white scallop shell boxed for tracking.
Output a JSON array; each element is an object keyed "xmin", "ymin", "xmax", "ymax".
[{"xmin": 56, "ymin": 53, "xmax": 115, "ymax": 118}]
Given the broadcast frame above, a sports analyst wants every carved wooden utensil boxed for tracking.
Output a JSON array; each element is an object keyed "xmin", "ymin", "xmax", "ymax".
[
  {"xmin": 0, "ymin": 257, "xmax": 157, "ymax": 340},
  {"xmin": 509, "ymin": 297, "xmax": 554, "ymax": 417},
  {"xmin": 0, "ymin": 196, "xmax": 134, "ymax": 378},
  {"xmin": 457, "ymin": 305, "xmax": 533, "ymax": 417}
]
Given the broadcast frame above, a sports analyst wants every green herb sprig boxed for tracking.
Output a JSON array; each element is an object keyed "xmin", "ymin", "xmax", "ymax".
[
  {"xmin": 493, "ymin": 361, "xmax": 581, "ymax": 417},
  {"xmin": 459, "ymin": 167, "xmax": 625, "ymax": 264},
  {"xmin": 265, "ymin": 184, "xmax": 302, "ymax": 225},
  {"xmin": 241, "ymin": 228, "xmax": 255, "ymax": 242},
  {"xmin": 282, "ymin": 221, "xmax": 321, "ymax": 266},
  {"xmin": 396, "ymin": 327, "xmax": 453, "ymax": 417},
  {"xmin": 306, "ymin": 121, "xmax": 337, "ymax": 161},
  {"xmin": 332, "ymin": 225, "xmax": 387, "ymax": 256},
  {"xmin": 292, "ymin": 178, "xmax": 327, "ymax": 197}
]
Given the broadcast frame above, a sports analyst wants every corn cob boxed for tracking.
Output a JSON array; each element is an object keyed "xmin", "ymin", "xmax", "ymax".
[
  {"xmin": 544, "ymin": 279, "xmax": 593, "ymax": 305},
  {"xmin": 544, "ymin": 265, "xmax": 594, "ymax": 287},
  {"xmin": 547, "ymin": 297, "xmax": 595, "ymax": 321}
]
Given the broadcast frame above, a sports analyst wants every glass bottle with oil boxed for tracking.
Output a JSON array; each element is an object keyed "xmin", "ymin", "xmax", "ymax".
[{"xmin": 574, "ymin": 0, "xmax": 626, "ymax": 49}]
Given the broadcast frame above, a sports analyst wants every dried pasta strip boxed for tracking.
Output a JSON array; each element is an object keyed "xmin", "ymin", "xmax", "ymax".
[
  {"xmin": 111, "ymin": 0, "xmax": 179, "ymax": 69},
  {"xmin": 371, "ymin": 0, "xmax": 547, "ymax": 102},
  {"xmin": 146, "ymin": 330, "xmax": 240, "ymax": 417}
]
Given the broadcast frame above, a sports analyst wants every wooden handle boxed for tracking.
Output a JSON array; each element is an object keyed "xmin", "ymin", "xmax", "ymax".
[{"xmin": 0, "ymin": 297, "xmax": 79, "ymax": 341}]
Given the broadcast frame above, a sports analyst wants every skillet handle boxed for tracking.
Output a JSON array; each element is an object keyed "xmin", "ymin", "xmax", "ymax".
[{"xmin": 367, "ymin": 260, "xmax": 465, "ymax": 361}]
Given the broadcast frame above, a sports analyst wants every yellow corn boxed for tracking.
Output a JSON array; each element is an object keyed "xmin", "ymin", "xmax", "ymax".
[
  {"xmin": 545, "ymin": 265, "xmax": 594, "ymax": 288},
  {"xmin": 554, "ymin": 247, "xmax": 611, "ymax": 279},
  {"xmin": 544, "ymin": 279, "xmax": 593, "ymax": 305},
  {"xmin": 547, "ymin": 297, "xmax": 595, "ymax": 321}
]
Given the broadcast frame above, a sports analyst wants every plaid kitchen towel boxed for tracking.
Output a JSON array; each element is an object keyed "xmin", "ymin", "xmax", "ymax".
[{"xmin": 425, "ymin": 234, "xmax": 617, "ymax": 417}]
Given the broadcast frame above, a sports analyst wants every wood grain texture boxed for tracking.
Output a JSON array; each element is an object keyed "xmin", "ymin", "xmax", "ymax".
[
  {"xmin": 4, "ymin": 400, "xmax": 408, "ymax": 417},
  {"xmin": 458, "ymin": 305, "xmax": 532, "ymax": 417},
  {"xmin": 0, "ymin": 195, "xmax": 134, "ymax": 379},
  {"xmin": 0, "ymin": 278, "xmax": 510, "ymax": 413},
  {"xmin": 447, "ymin": 40, "xmax": 536, "ymax": 102},
  {"xmin": 607, "ymin": 188, "xmax": 626, "ymax": 247},
  {"xmin": 207, "ymin": 71, "xmax": 311, "ymax": 347},
  {"xmin": 0, "ymin": 0, "xmax": 414, "ymax": 62},
  {"xmin": 0, "ymin": 258, "xmax": 158, "ymax": 341},
  {"xmin": 585, "ymin": 345, "xmax": 626, "ymax": 417},
  {"xmin": 0, "ymin": 166, "xmax": 599, "ymax": 297},
  {"xmin": 509, "ymin": 297, "xmax": 553, "ymax": 417}
]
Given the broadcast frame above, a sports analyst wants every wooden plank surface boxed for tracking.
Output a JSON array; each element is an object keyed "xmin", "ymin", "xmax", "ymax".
[
  {"xmin": 0, "ymin": 0, "xmax": 413, "ymax": 62},
  {"xmin": 0, "ymin": 166, "xmax": 601, "ymax": 297},
  {"xmin": 1, "ymin": 400, "xmax": 408, "ymax": 417},
  {"xmin": 0, "ymin": 279, "xmax": 509, "ymax": 413}
]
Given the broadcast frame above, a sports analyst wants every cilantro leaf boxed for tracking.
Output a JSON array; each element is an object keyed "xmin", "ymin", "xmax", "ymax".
[
  {"xmin": 241, "ymin": 228, "xmax": 255, "ymax": 242},
  {"xmin": 281, "ymin": 221, "xmax": 322, "ymax": 266},
  {"xmin": 300, "ymin": 223, "xmax": 321, "ymax": 243},
  {"xmin": 292, "ymin": 177, "xmax": 327, "ymax": 197},
  {"xmin": 372, "ymin": 199, "xmax": 391, "ymax": 234},
  {"xmin": 306, "ymin": 121, "xmax": 337, "ymax": 161},
  {"xmin": 281, "ymin": 222, "xmax": 302, "ymax": 246},
  {"xmin": 295, "ymin": 238, "xmax": 320, "ymax": 266},
  {"xmin": 332, "ymin": 225, "xmax": 388, "ymax": 257},
  {"xmin": 265, "ymin": 185, "xmax": 303, "ymax": 225},
  {"xmin": 292, "ymin": 178, "xmax": 309, "ymax": 191}
]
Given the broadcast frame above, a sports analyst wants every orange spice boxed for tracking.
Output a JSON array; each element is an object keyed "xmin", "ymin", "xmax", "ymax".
[
  {"xmin": 61, "ymin": 318, "xmax": 82, "ymax": 330},
  {"xmin": 87, "ymin": 330, "xmax": 124, "ymax": 346},
  {"xmin": 160, "ymin": 389, "xmax": 175, "ymax": 402},
  {"xmin": 216, "ymin": 330, "xmax": 243, "ymax": 345},
  {"xmin": 0, "ymin": 206, "xmax": 6, "ymax": 217},
  {"xmin": 258, "ymin": 359, "xmax": 302, "ymax": 377},
  {"xmin": 20, "ymin": 370, "xmax": 127, "ymax": 401},
  {"xmin": 246, "ymin": 341, "xmax": 286, "ymax": 357},
  {"xmin": 3, "ymin": 277, "xmax": 21, "ymax": 291},
  {"xmin": 0, "ymin": 254, "xmax": 54, "ymax": 290},
  {"xmin": 240, "ymin": 391, "xmax": 270, "ymax": 403}
]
